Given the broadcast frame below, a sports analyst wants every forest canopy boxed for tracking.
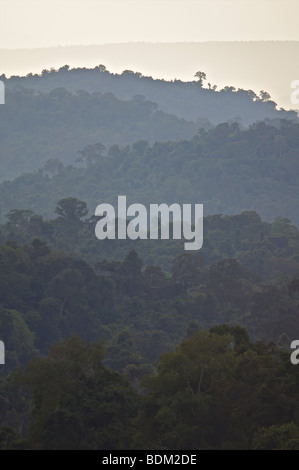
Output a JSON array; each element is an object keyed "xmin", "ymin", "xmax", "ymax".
[
  {"xmin": 0, "ymin": 62, "xmax": 298, "ymax": 451},
  {"xmin": 0, "ymin": 121, "xmax": 298, "ymax": 226}
]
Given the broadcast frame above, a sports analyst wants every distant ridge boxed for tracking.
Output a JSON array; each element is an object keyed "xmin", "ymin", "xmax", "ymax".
[{"xmin": 1, "ymin": 41, "xmax": 299, "ymax": 111}]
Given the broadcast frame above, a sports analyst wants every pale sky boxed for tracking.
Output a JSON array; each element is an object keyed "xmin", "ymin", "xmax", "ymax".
[{"xmin": 0, "ymin": 0, "xmax": 299, "ymax": 49}]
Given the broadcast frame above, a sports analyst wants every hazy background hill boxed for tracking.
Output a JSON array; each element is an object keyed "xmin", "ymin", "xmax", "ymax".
[
  {"xmin": 0, "ymin": 88, "xmax": 198, "ymax": 182},
  {"xmin": 1, "ymin": 65, "xmax": 298, "ymax": 183},
  {"xmin": 2, "ymin": 41, "xmax": 299, "ymax": 112},
  {"xmin": 5, "ymin": 65, "xmax": 297, "ymax": 127}
]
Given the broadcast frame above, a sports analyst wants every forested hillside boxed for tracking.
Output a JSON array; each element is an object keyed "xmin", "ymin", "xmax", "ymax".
[
  {"xmin": 0, "ymin": 237, "xmax": 298, "ymax": 449},
  {"xmin": 4, "ymin": 65, "xmax": 297, "ymax": 125},
  {"xmin": 1, "ymin": 202, "xmax": 299, "ymax": 277},
  {"xmin": 1, "ymin": 331, "xmax": 299, "ymax": 450},
  {"xmin": 0, "ymin": 53, "xmax": 298, "ymax": 451},
  {"xmin": 0, "ymin": 208, "xmax": 298, "ymax": 376},
  {"xmin": 0, "ymin": 88, "xmax": 197, "ymax": 182},
  {"xmin": 1, "ymin": 121, "xmax": 298, "ymax": 225}
]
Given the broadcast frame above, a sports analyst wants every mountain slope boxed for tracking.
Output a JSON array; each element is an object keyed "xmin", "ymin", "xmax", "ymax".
[{"xmin": 0, "ymin": 121, "xmax": 298, "ymax": 225}]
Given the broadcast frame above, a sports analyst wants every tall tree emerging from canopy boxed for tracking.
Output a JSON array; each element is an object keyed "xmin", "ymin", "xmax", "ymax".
[
  {"xmin": 194, "ymin": 71, "xmax": 207, "ymax": 87},
  {"xmin": 55, "ymin": 198, "xmax": 88, "ymax": 221}
]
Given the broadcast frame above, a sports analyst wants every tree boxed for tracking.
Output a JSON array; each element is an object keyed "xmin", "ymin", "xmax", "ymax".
[
  {"xmin": 58, "ymin": 65, "xmax": 70, "ymax": 72},
  {"xmin": 0, "ymin": 426, "xmax": 26, "ymax": 450},
  {"xmin": 49, "ymin": 268, "xmax": 83, "ymax": 317},
  {"xmin": 221, "ymin": 86, "xmax": 236, "ymax": 93},
  {"xmin": 4, "ymin": 210, "xmax": 45, "ymax": 243},
  {"xmin": 288, "ymin": 276, "xmax": 299, "ymax": 297},
  {"xmin": 97, "ymin": 64, "xmax": 107, "ymax": 72},
  {"xmin": 259, "ymin": 90, "xmax": 271, "ymax": 102},
  {"xmin": 43, "ymin": 159, "xmax": 64, "ymax": 177},
  {"xmin": 142, "ymin": 265, "xmax": 170, "ymax": 296},
  {"xmin": 172, "ymin": 253, "xmax": 203, "ymax": 291},
  {"xmin": 6, "ymin": 209, "xmax": 35, "ymax": 231},
  {"xmin": 0, "ymin": 307, "xmax": 35, "ymax": 373},
  {"xmin": 118, "ymin": 250, "xmax": 143, "ymax": 295},
  {"xmin": 21, "ymin": 337, "xmax": 138, "ymax": 450},
  {"xmin": 48, "ymin": 88, "xmax": 71, "ymax": 100},
  {"xmin": 77, "ymin": 143, "xmax": 106, "ymax": 166},
  {"xmin": 133, "ymin": 330, "xmax": 236, "ymax": 450},
  {"xmin": 194, "ymin": 71, "xmax": 207, "ymax": 87},
  {"xmin": 55, "ymin": 198, "xmax": 88, "ymax": 221},
  {"xmin": 253, "ymin": 423, "xmax": 299, "ymax": 450}
]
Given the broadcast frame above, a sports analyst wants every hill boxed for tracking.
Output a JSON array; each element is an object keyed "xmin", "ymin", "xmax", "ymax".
[
  {"xmin": 2, "ymin": 41, "xmax": 299, "ymax": 111},
  {"xmin": 4, "ymin": 62, "xmax": 298, "ymax": 127},
  {"xmin": 0, "ymin": 88, "xmax": 197, "ymax": 182},
  {"xmin": 1, "ymin": 121, "xmax": 298, "ymax": 225}
]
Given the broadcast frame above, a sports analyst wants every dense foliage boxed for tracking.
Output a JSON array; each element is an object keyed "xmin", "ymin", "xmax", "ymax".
[
  {"xmin": 1, "ymin": 65, "xmax": 298, "ymax": 451},
  {"xmin": 1, "ymin": 121, "xmax": 298, "ymax": 225},
  {"xmin": 4, "ymin": 65, "xmax": 297, "ymax": 125},
  {"xmin": 1, "ymin": 202, "xmax": 299, "ymax": 277},
  {"xmin": 0, "ymin": 223, "xmax": 298, "ymax": 379},
  {"xmin": 0, "ymin": 328, "xmax": 299, "ymax": 450}
]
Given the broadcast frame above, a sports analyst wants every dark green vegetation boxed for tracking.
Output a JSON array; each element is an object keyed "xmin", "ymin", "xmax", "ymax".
[
  {"xmin": 1, "ymin": 201, "xmax": 299, "ymax": 277},
  {"xmin": 0, "ymin": 65, "xmax": 298, "ymax": 450},
  {"xmin": 1, "ymin": 120, "xmax": 298, "ymax": 225},
  {"xmin": 1, "ymin": 330, "xmax": 299, "ymax": 450},
  {"xmin": 0, "ymin": 211, "xmax": 299, "ymax": 375},
  {"xmin": 0, "ymin": 208, "xmax": 298, "ymax": 448}
]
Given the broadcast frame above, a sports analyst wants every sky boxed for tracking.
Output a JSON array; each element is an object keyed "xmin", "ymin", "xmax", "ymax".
[
  {"xmin": 0, "ymin": 0, "xmax": 298, "ymax": 111},
  {"xmin": 0, "ymin": 0, "xmax": 299, "ymax": 49}
]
